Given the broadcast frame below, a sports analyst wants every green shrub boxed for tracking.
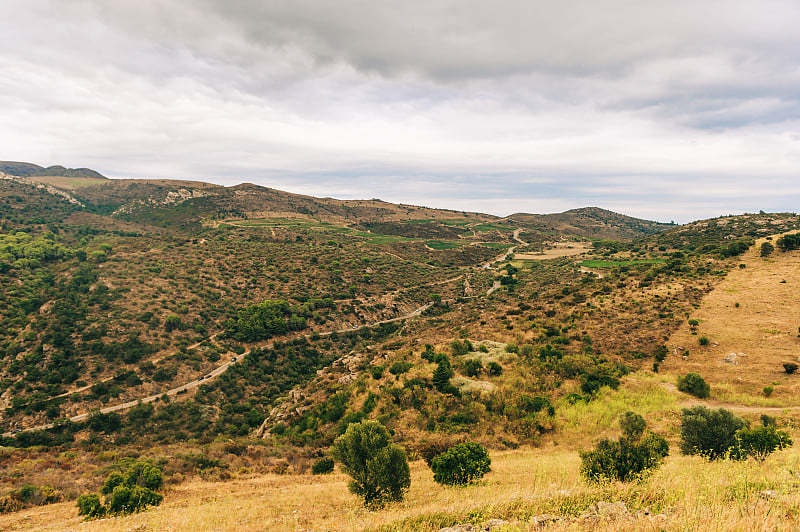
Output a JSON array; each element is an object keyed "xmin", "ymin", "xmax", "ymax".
[
  {"xmin": 76, "ymin": 493, "xmax": 104, "ymax": 518},
  {"xmin": 734, "ymin": 425, "xmax": 792, "ymax": 462},
  {"xmin": 106, "ymin": 485, "xmax": 162, "ymax": 515},
  {"xmin": 580, "ymin": 412, "xmax": 667, "ymax": 482},
  {"xmin": 389, "ymin": 361, "xmax": 413, "ymax": 376},
  {"xmin": 331, "ymin": 420, "xmax": 410, "ymax": 508},
  {"xmin": 776, "ymin": 233, "xmax": 800, "ymax": 252},
  {"xmin": 698, "ymin": 336, "xmax": 709, "ymax": 346},
  {"xmin": 619, "ymin": 411, "xmax": 646, "ymax": 441},
  {"xmin": 76, "ymin": 461, "xmax": 164, "ymax": 519},
  {"xmin": 783, "ymin": 362, "xmax": 798, "ymax": 374},
  {"xmin": 430, "ymin": 442, "xmax": 491, "ymax": 486},
  {"xmin": 463, "ymin": 359, "xmax": 483, "ymax": 377},
  {"xmin": 311, "ymin": 456, "xmax": 335, "ymax": 475},
  {"xmin": 761, "ymin": 242, "xmax": 774, "ymax": 257},
  {"xmin": 487, "ymin": 361, "xmax": 503, "ymax": 376},
  {"xmin": 580, "ymin": 433, "xmax": 669, "ymax": 482},
  {"xmin": 679, "ymin": 406, "xmax": 747, "ymax": 460},
  {"xmin": 677, "ymin": 373, "xmax": 710, "ymax": 398}
]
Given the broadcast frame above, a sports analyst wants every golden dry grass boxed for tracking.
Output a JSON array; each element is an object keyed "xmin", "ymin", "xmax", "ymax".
[
  {"xmin": 665, "ymin": 236, "xmax": 800, "ymax": 404},
  {"xmin": 26, "ymin": 175, "xmax": 108, "ymax": 190},
  {"xmin": 6, "ymin": 443, "xmax": 800, "ymax": 532}
]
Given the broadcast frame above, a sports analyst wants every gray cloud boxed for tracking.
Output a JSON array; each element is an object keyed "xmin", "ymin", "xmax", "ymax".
[{"xmin": 1, "ymin": 0, "xmax": 799, "ymax": 223}]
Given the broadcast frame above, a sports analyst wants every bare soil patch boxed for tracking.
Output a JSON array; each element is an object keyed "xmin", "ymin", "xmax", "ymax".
[{"xmin": 515, "ymin": 241, "xmax": 592, "ymax": 261}]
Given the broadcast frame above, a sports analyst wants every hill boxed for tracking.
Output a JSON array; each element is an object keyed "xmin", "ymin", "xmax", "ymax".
[
  {"xmin": 0, "ymin": 161, "xmax": 106, "ymax": 180},
  {"xmin": 505, "ymin": 206, "xmax": 674, "ymax": 241},
  {"xmin": 2, "ymin": 162, "xmax": 800, "ymax": 530}
]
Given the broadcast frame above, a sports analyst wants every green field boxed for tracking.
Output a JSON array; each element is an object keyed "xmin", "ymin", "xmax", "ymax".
[
  {"xmin": 580, "ymin": 259, "xmax": 666, "ymax": 268},
  {"xmin": 473, "ymin": 223, "xmax": 515, "ymax": 232}
]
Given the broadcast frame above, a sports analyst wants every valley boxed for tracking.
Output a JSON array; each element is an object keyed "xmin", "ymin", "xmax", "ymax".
[{"xmin": 1, "ymin": 162, "xmax": 800, "ymax": 530}]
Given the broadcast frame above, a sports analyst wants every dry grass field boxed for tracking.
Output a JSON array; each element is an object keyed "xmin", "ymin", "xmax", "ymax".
[
  {"xmin": 4, "ymin": 442, "xmax": 800, "ymax": 532},
  {"xmin": 26, "ymin": 176, "xmax": 108, "ymax": 190},
  {"xmin": 665, "ymin": 236, "xmax": 800, "ymax": 406}
]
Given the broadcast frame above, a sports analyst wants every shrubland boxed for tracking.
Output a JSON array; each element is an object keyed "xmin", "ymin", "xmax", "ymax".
[{"xmin": 3, "ymin": 174, "xmax": 800, "ymax": 529}]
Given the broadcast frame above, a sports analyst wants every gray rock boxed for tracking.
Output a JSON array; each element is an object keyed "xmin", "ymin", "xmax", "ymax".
[
  {"xmin": 438, "ymin": 519, "xmax": 511, "ymax": 532},
  {"xmin": 723, "ymin": 353, "xmax": 738, "ymax": 364}
]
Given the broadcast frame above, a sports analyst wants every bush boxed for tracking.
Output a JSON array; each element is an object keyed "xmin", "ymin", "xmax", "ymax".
[
  {"xmin": 77, "ymin": 461, "xmax": 164, "ymax": 519},
  {"xmin": 580, "ymin": 413, "xmax": 668, "ymax": 482},
  {"xmin": 677, "ymin": 373, "xmax": 710, "ymax": 398},
  {"xmin": 463, "ymin": 359, "xmax": 483, "ymax": 377},
  {"xmin": 431, "ymin": 442, "xmax": 491, "ymax": 486},
  {"xmin": 698, "ymin": 336, "xmax": 709, "ymax": 346},
  {"xmin": 417, "ymin": 439, "xmax": 457, "ymax": 466},
  {"xmin": 761, "ymin": 242, "xmax": 774, "ymax": 257},
  {"xmin": 580, "ymin": 434, "xmax": 669, "ymax": 482},
  {"xmin": 734, "ymin": 425, "xmax": 793, "ymax": 462},
  {"xmin": 783, "ymin": 362, "xmax": 798, "ymax": 374},
  {"xmin": 619, "ymin": 411, "xmax": 646, "ymax": 441},
  {"xmin": 776, "ymin": 233, "xmax": 800, "ymax": 252},
  {"xmin": 311, "ymin": 456, "xmax": 335, "ymax": 475},
  {"xmin": 106, "ymin": 485, "xmax": 162, "ymax": 515},
  {"xmin": 487, "ymin": 361, "xmax": 503, "ymax": 376},
  {"xmin": 76, "ymin": 493, "xmax": 104, "ymax": 518},
  {"xmin": 679, "ymin": 406, "xmax": 747, "ymax": 460},
  {"xmin": 331, "ymin": 421, "xmax": 410, "ymax": 508}
]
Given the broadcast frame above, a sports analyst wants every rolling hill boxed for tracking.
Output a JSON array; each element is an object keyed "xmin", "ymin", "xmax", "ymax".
[{"xmin": 2, "ymin": 161, "xmax": 800, "ymax": 530}]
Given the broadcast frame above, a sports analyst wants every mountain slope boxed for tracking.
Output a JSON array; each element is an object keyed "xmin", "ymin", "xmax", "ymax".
[
  {"xmin": 0, "ymin": 161, "xmax": 106, "ymax": 179},
  {"xmin": 505, "ymin": 207, "xmax": 674, "ymax": 240}
]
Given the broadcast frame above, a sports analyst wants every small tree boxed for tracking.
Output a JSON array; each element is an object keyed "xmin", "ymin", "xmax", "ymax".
[
  {"xmin": 734, "ymin": 425, "xmax": 792, "ymax": 462},
  {"xmin": 760, "ymin": 242, "xmax": 774, "ymax": 257},
  {"xmin": 331, "ymin": 421, "xmax": 410, "ymax": 508},
  {"xmin": 679, "ymin": 406, "xmax": 747, "ymax": 460},
  {"xmin": 431, "ymin": 442, "xmax": 491, "ymax": 486},
  {"xmin": 783, "ymin": 362, "xmax": 798, "ymax": 375},
  {"xmin": 677, "ymin": 373, "xmax": 710, "ymax": 398}
]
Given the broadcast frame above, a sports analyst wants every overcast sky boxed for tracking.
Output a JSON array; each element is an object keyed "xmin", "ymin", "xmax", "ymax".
[{"xmin": 2, "ymin": 1, "xmax": 799, "ymax": 222}]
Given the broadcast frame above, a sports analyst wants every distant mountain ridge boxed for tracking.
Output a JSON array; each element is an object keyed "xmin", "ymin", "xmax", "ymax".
[
  {"xmin": 2, "ymin": 161, "xmax": 669, "ymax": 239},
  {"xmin": 0, "ymin": 161, "xmax": 106, "ymax": 179},
  {"xmin": 504, "ymin": 207, "xmax": 674, "ymax": 241}
]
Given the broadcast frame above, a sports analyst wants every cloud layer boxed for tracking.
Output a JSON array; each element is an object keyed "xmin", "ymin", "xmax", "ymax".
[{"xmin": 1, "ymin": 0, "xmax": 799, "ymax": 222}]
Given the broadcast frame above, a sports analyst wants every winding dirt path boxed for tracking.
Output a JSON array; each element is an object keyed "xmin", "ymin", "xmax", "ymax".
[{"xmin": 4, "ymin": 231, "xmax": 521, "ymax": 437}]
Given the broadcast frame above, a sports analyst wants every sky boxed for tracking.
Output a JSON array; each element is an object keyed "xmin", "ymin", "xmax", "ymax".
[{"xmin": 1, "ymin": 1, "xmax": 799, "ymax": 223}]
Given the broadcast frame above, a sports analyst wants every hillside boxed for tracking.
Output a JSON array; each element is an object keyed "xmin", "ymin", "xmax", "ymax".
[
  {"xmin": 505, "ymin": 207, "xmax": 674, "ymax": 241},
  {"xmin": 2, "ymin": 162, "xmax": 800, "ymax": 530},
  {"xmin": 0, "ymin": 161, "xmax": 106, "ymax": 180}
]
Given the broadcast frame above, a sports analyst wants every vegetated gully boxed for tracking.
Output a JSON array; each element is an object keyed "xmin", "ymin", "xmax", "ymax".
[{"xmin": 6, "ymin": 235, "xmax": 526, "ymax": 436}]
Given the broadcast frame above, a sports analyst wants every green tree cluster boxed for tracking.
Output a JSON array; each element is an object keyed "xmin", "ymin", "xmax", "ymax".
[
  {"xmin": 77, "ymin": 461, "xmax": 163, "ymax": 519},
  {"xmin": 680, "ymin": 406, "xmax": 792, "ymax": 460},
  {"xmin": 223, "ymin": 299, "xmax": 306, "ymax": 342}
]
